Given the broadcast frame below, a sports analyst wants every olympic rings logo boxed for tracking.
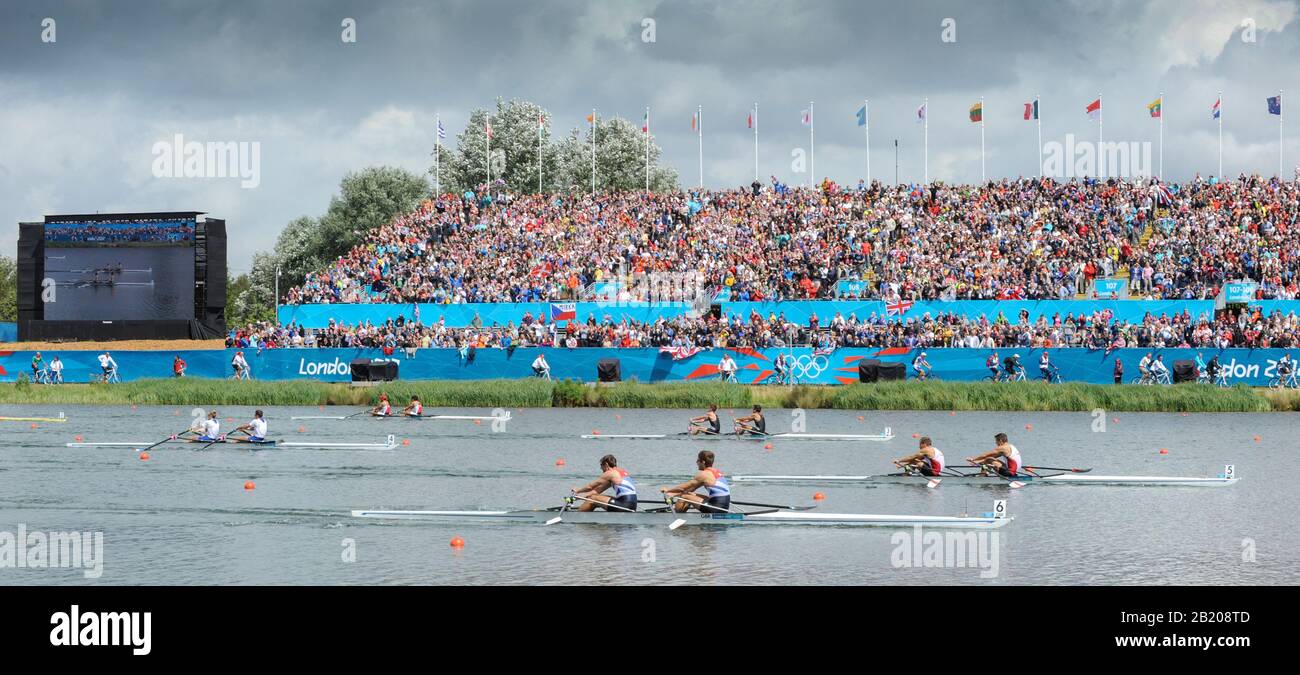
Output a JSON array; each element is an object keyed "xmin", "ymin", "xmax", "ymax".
[{"xmin": 785, "ymin": 354, "xmax": 830, "ymax": 378}]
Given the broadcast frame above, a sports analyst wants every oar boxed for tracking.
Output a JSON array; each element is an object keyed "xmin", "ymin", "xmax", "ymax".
[
  {"xmin": 729, "ymin": 499, "xmax": 815, "ymax": 511},
  {"xmin": 545, "ymin": 495, "xmax": 575, "ymax": 525},
  {"xmin": 967, "ymin": 461, "xmax": 1026, "ymax": 489},
  {"xmin": 666, "ymin": 495, "xmax": 688, "ymax": 530},
  {"xmin": 1024, "ymin": 465, "xmax": 1092, "ymax": 473},
  {"xmin": 138, "ymin": 429, "xmax": 193, "ymax": 453},
  {"xmin": 196, "ymin": 434, "xmax": 228, "ymax": 451},
  {"xmin": 567, "ymin": 494, "xmax": 637, "ymax": 513}
]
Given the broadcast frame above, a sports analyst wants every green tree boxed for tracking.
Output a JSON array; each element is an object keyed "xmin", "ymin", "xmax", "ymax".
[
  {"xmin": 554, "ymin": 115, "xmax": 678, "ymax": 193},
  {"xmin": 308, "ymin": 166, "xmax": 430, "ymax": 265},
  {"xmin": 0, "ymin": 255, "xmax": 15, "ymax": 322}
]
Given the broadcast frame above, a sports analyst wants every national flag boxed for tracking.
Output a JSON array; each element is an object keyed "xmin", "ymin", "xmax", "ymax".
[
  {"xmin": 1152, "ymin": 183, "xmax": 1174, "ymax": 206},
  {"xmin": 812, "ymin": 345, "xmax": 836, "ymax": 357},
  {"xmin": 916, "ymin": 103, "xmax": 927, "ymax": 123},
  {"xmin": 1147, "ymin": 97, "xmax": 1162, "ymax": 118},
  {"xmin": 885, "ymin": 299, "xmax": 914, "ymax": 316},
  {"xmin": 856, "ymin": 104, "xmax": 867, "ymax": 127},
  {"xmin": 969, "ymin": 102, "xmax": 983, "ymax": 123},
  {"xmin": 1086, "ymin": 98, "xmax": 1101, "ymax": 120},
  {"xmin": 485, "ymin": 121, "xmax": 493, "ymax": 139},
  {"xmin": 1268, "ymin": 95, "xmax": 1281, "ymax": 115},
  {"xmin": 550, "ymin": 302, "xmax": 576, "ymax": 321},
  {"xmin": 642, "ymin": 110, "xmax": 649, "ymax": 133},
  {"xmin": 437, "ymin": 120, "xmax": 446, "ymax": 140},
  {"xmin": 747, "ymin": 112, "xmax": 753, "ymax": 129},
  {"xmin": 1212, "ymin": 98, "xmax": 1221, "ymax": 119},
  {"xmin": 659, "ymin": 346, "xmax": 705, "ymax": 361},
  {"xmin": 539, "ymin": 114, "xmax": 546, "ymax": 129},
  {"xmin": 586, "ymin": 113, "xmax": 595, "ymax": 124},
  {"xmin": 801, "ymin": 109, "xmax": 812, "ymax": 125},
  {"xmin": 1023, "ymin": 100, "xmax": 1039, "ymax": 120},
  {"xmin": 691, "ymin": 112, "xmax": 698, "ymax": 130}
]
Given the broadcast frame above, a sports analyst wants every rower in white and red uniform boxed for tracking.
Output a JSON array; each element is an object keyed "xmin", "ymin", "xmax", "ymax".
[
  {"xmin": 966, "ymin": 432, "xmax": 1023, "ymax": 477},
  {"xmin": 661, "ymin": 450, "xmax": 731, "ymax": 513},
  {"xmin": 402, "ymin": 395, "xmax": 423, "ymax": 418},
  {"xmin": 371, "ymin": 394, "xmax": 392, "ymax": 417},
  {"xmin": 893, "ymin": 436, "xmax": 945, "ymax": 476},
  {"xmin": 572, "ymin": 454, "xmax": 638, "ymax": 512}
]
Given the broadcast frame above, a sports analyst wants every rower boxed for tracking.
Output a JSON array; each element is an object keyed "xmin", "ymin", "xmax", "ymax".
[
  {"xmin": 232, "ymin": 410, "xmax": 268, "ymax": 443},
  {"xmin": 371, "ymin": 394, "xmax": 393, "ymax": 417},
  {"xmin": 660, "ymin": 450, "xmax": 731, "ymax": 513},
  {"xmin": 966, "ymin": 432, "xmax": 1023, "ymax": 478},
  {"xmin": 894, "ymin": 436, "xmax": 945, "ymax": 476},
  {"xmin": 572, "ymin": 454, "xmax": 638, "ymax": 512},
  {"xmin": 688, "ymin": 404, "xmax": 722, "ymax": 436},
  {"xmin": 402, "ymin": 395, "xmax": 424, "ymax": 417},
  {"xmin": 733, "ymin": 405, "xmax": 766, "ymax": 436},
  {"xmin": 195, "ymin": 411, "xmax": 221, "ymax": 442}
]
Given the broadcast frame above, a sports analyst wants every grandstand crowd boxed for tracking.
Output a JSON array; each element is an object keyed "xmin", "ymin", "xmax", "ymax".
[
  {"xmin": 283, "ymin": 174, "xmax": 1300, "ymax": 306},
  {"xmin": 227, "ymin": 304, "xmax": 1300, "ymax": 351}
]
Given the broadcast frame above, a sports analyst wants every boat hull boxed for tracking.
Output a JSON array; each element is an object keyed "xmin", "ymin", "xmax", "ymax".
[{"xmin": 350, "ymin": 509, "xmax": 1010, "ymax": 529}]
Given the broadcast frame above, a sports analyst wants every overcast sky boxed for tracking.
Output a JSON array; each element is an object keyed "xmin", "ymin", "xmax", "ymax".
[{"xmin": 2, "ymin": 0, "xmax": 1298, "ymax": 267}]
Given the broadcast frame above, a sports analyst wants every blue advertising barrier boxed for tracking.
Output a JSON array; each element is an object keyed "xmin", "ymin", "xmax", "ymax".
[
  {"xmin": 1245, "ymin": 300, "xmax": 1300, "ymax": 315},
  {"xmin": 279, "ymin": 299, "xmax": 1216, "ymax": 329},
  {"xmin": 0, "ymin": 322, "xmax": 15, "ymax": 342},
  {"xmin": 1, "ymin": 346, "xmax": 1291, "ymax": 387}
]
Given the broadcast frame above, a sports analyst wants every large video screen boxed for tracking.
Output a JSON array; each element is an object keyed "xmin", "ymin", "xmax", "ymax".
[{"xmin": 43, "ymin": 216, "xmax": 196, "ymax": 320}]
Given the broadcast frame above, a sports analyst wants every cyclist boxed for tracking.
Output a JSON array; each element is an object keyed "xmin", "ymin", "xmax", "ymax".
[
  {"xmin": 1038, "ymin": 352, "xmax": 1055, "ymax": 382},
  {"xmin": 774, "ymin": 352, "xmax": 791, "ymax": 384},
  {"xmin": 1150, "ymin": 354, "xmax": 1169, "ymax": 383},
  {"xmin": 1138, "ymin": 352, "xmax": 1153, "ymax": 384},
  {"xmin": 1113, "ymin": 357, "xmax": 1123, "ymax": 384},
  {"xmin": 231, "ymin": 350, "xmax": 251, "ymax": 380},
  {"xmin": 1279, "ymin": 353, "xmax": 1296, "ymax": 387},
  {"xmin": 31, "ymin": 351, "xmax": 44, "ymax": 382},
  {"xmin": 912, "ymin": 351, "xmax": 932, "ymax": 381},
  {"xmin": 97, "ymin": 351, "xmax": 118, "ymax": 383},
  {"xmin": 1004, "ymin": 353, "xmax": 1023, "ymax": 381},
  {"xmin": 1195, "ymin": 352, "xmax": 1208, "ymax": 381},
  {"xmin": 1207, "ymin": 354, "xmax": 1223, "ymax": 385},
  {"xmin": 531, "ymin": 352, "xmax": 551, "ymax": 379},
  {"xmin": 985, "ymin": 352, "xmax": 1000, "ymax": 380},
  {"xmin": 49, "ymin": 355, "xmax": 63, "ymax": 384}
]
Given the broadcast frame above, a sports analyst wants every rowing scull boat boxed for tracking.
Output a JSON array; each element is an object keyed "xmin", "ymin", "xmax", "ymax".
[
  {"xmin": 0, "ymin": 415, "xmax": 67, "ymax": 423},
  {"xmin": 66, "ymin": 434, "xmax": 397, "ymax": 450},
  {"xmin": 289, "ymin": 414, "xmax": 511, "ymax": 421},
  {"xmin": 581, "ymin": 428, "xmax": 894, "ymax": 442},
  {"xmin": 351, "ymin": 507, "xmax": 1011, "ymax": 529},
  {"xmin": 733, "ymin": 465, "xmax": 1238, "ymax": 487}
]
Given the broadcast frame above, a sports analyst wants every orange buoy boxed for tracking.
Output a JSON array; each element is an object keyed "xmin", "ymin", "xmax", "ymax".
[
  {"xmin": 1159, "ymin": 448, "xmax": 1168, "ymax": 455},
  {"xmin": 243, "ymin": 481, "xmax": 256, "ymax": 491},
  {"xmin": 402, "ymin": 439, "xmax": 411, "ymax": 446},
  {"xmin": 74, "ymin": 435, "xmax": 83, "ymax": 442},
  {"xmin": 949, "ymin": 411, "xmax": 956, "ymax": 416},
  {"xmin": 131, "ymin": 405, "xmax": 138, "ymax": 411},
  {"xmin": 555, "ymin": 458, "xmax": 566, "ymax": 466},
  {"xmin": 911, "ymin": 433, "xmax": 919, "ymax": 439},
  {"xmin": 857, "ymin": 415, "xmax": 865, "ymax": 421},
  {"xmin": 450, "ymin": 536, "xmax": 465, "ymax": 549},
  {"xmin": 813, "ymin": 492, "xmax": 826, "ymax": 501},
  {"xmin": 1113, "ymin": 418, "xmax": 1119, "ymax": 423},
  {"xmin": 139, "ymin": 452, "xmax": 150, "ymax": 461},
  {"xmin": 474, "ymin": 419, "xmax": 482, "ymax": 425},
  {"xmin": 297, "ymin": 426, "xmax": 306, "ymax": 433},
  {"xmin": 318, "ymin": 405, "xmax": 325, "ymax": 411},
  {"xmin": 592, "ymin": 430, "xmax": 600, "ymax": 436},
  {"xmin": 764, "ymin": 443, "xmax": 773, "ymax": 450},
  {"xmin": 173, "ymin": 410, "xmax": 181, "ymax": 416},
  {"xmin": 30, "ymin": 423, "xmax": 38, "ymax": 429},
  {"xmin": 615, "ymin": 414, "xmax": 622, "ymax": 421},
  {"xmin": 1254, "ymin": 435, "xmax": 1261, "ymax": 442}
]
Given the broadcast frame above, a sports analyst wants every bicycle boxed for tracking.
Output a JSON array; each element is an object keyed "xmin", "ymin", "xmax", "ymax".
[
  {"xmin": 32, "ymin": 368, "xmax": 52, "ymax": 385},
  {"xmin": 1037, "ymin": 365, "xmax": 1062, "ymax": 383},
  {"xmin": 533, "ymin": 367, "xmax": 552, "ymax": 381},
  {"xmin": 1268, "ymin": 372, "xmax": 1300, "ymax": 390},
  {"xmin": 92, "ymin": 369, "xmax": 120, "ymax": 384}
]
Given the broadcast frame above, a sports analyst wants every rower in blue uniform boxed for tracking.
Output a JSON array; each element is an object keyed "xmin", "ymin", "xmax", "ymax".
[
  {"xmin": 662, "ymin": 450, "xmax": 731, "ymax": 513},
  {"xmin": 572, "ymin": 454, "xmax": 637, "ymax": 511}
]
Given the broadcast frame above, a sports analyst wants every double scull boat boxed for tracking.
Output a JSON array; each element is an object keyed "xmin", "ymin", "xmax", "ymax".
[
  {"xmin": 581, "ymin": 427, "xmax": 893, "ymax": 442},
  {"xmin": 67, "ymin": 434, "xmax": 397, "ymax": 450},
  {"xmin": 733, "ymin": 465, "xmax": 1238, "ymax": 488}
]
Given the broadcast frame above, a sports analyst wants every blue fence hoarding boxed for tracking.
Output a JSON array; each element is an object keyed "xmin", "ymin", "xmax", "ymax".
[{"xmin": 2, "ymin": 346, "xmax": 1292, "ymax": 387}]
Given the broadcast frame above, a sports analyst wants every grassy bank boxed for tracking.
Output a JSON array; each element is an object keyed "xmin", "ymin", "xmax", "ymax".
[{"xmin": 1, "ymin": 378, "xmax": 1295, "ymax": 412}]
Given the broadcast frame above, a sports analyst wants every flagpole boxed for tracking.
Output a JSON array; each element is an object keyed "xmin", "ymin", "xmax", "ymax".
[
  {"xmin": 1159, "ymin": 90, "xmax": 1164, "ymax": 180},
  {"xmin": 645, "ymin": 106, "xmax": 651, "ymax": 192},
  {"xmin": 538, "ymin": 111, "xmax": 544, "ymax": 193},
  {"xmin": 591, "ymin": 107, "xmax": 597, "ymax": 194},
  {"xmin": 980, "ymin": 96, "xmax": 985, "ymax": 183},
  {"xmin": 697, "ymin": 104, "xmax": 703, "ymax": 189},
  {"xmin": 1279, "ymin": 89, "xmax": 1284, "ymax": 179},
  {"xmin": 1036, "ymin": 94, "xmax": 1042, "ymax": 178},
  {"xmin": 753, "ymin": 102, "xmax": 759, "ymax": 182},
  {"xmin": 1218, "ymin": 90, "xmax": 1223, "ymax": 178},
  {"xmin": 435, "ymin": 112, "xmax": 441, "ymax": 195},
  {"xmin": 1098, "ymin": 92, "xmax": 1104, "ymax": 179},
  {"xmin": 809, "ymin": 101, "xmax": 816, "ymax": 188},
  {"xmin": 923, "ymin": 97, "xmax": 929, "ymax": 185},
  {"xmin": 486, "ymin": 113, "xmax": 491, "ymax": 186},
  {"xmin": 865, "ymin": 99, "xmax": 871, "ymax": 185}
]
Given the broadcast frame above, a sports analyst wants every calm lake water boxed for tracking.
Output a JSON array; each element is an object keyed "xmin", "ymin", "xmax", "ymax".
[{"xmin": 1, "ymin": 405, "xmax": 1294, "ymax": 585}]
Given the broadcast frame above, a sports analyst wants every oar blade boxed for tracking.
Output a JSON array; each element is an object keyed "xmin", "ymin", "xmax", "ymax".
[
  {"xmin": 668, "ymin": 518, "xmax": 687, "ymax": 530},
  {"xmin": 545, "ymin": 516, "xmax": 563, "ymax": 526}
]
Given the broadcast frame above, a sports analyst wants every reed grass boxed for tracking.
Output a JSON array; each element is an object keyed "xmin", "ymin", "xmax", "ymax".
[{"xmin": 0, "ymin": 378, "xmax": 1285, "ymax": 412}]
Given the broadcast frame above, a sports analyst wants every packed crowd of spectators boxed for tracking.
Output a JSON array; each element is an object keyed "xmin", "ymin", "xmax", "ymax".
[
  {"xmin": 283, "ymin": 173, "xmax": 1300, "ymax": 306},
  {"xmin": 226, "ymin": 304, "xmax": 1300, "ymax": 352}
]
